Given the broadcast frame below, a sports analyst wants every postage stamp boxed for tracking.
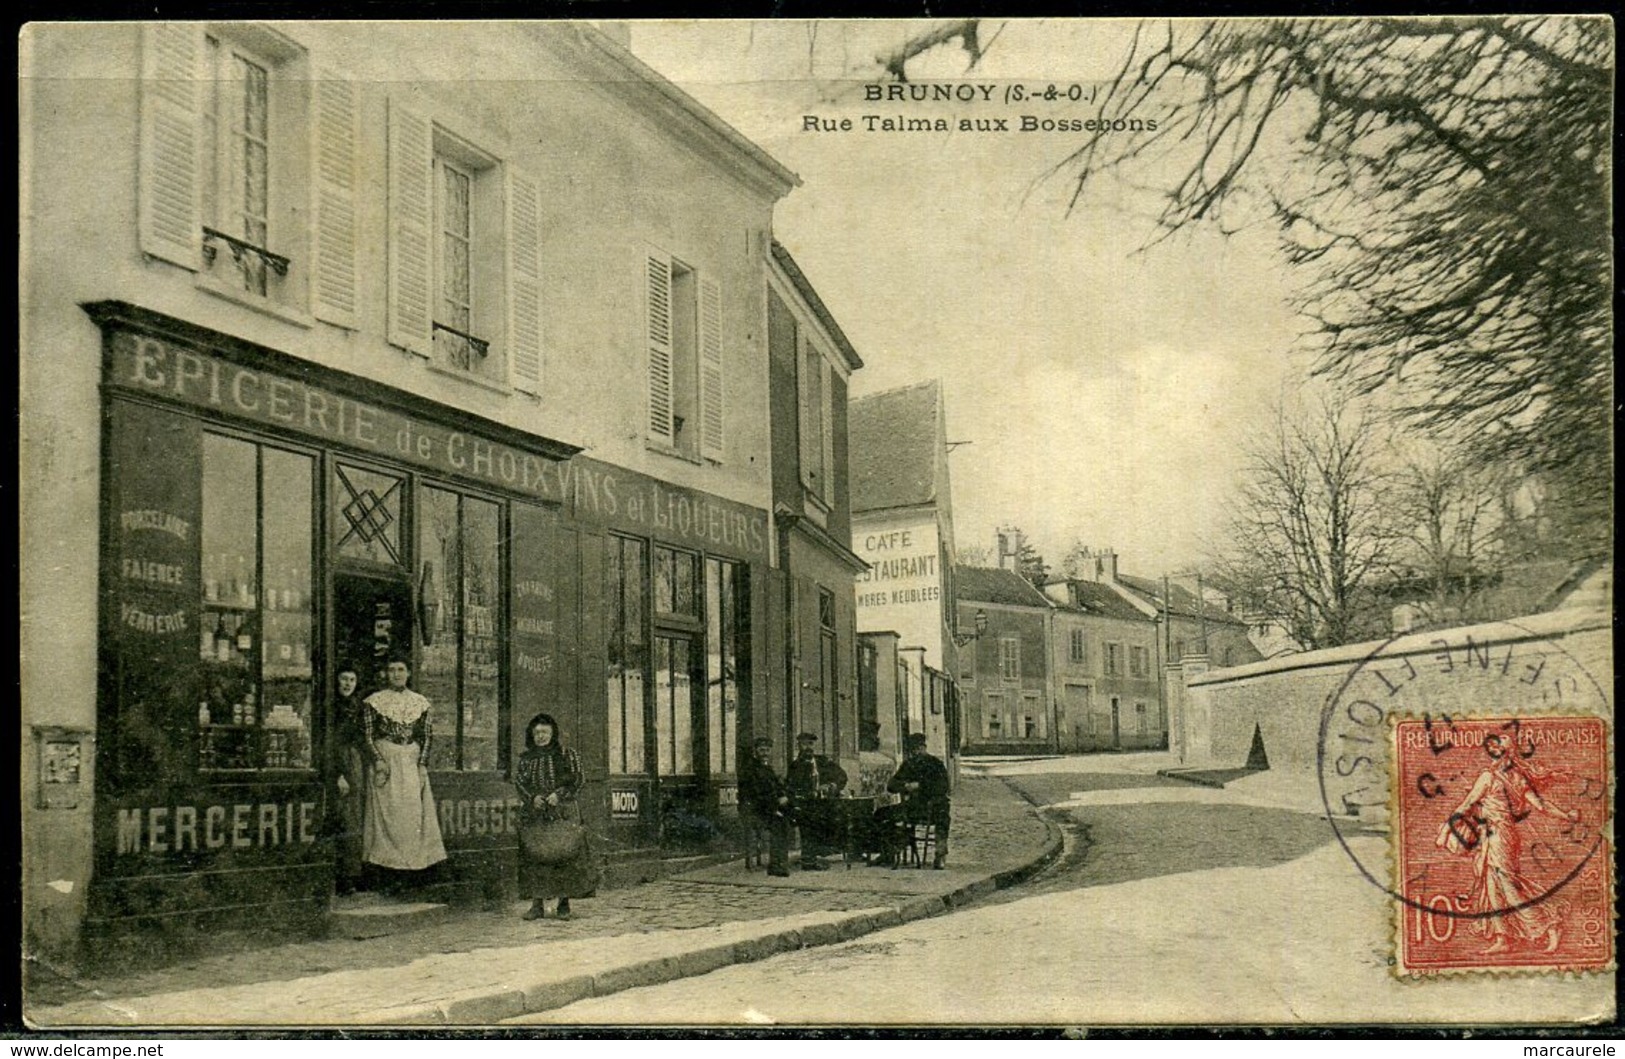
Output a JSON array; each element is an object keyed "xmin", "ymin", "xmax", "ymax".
[{"xmin": 1390, "ymin": 713, "xmax": 1613, "ymax": 977}]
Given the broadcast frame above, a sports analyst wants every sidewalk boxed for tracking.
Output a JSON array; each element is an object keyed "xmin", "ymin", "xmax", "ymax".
[{"xmin": 25, "ymin": 773, "xmax": 1059, "ymax": 1029}]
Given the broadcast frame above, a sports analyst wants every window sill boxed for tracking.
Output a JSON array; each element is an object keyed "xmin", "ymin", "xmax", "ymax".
[
  {"xmin": 646, "ymin": 440, "xmax": 703, "ymax": 466},
  {"xmin": 196, "ymin": 273, "xmax": 315, "ymax": 329},
  {"xmin": 425, "ymin": 359, "xmax": 513, "ymax": 396}
]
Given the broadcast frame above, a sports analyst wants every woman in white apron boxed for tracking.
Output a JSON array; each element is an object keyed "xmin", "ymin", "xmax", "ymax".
[{"xmin": 362, "ymin": 659, "xmax": 448, "ymax": 877}]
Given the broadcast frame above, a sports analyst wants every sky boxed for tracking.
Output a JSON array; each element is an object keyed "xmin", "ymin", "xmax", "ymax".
[{"xmin": 631, "ymin": 20, "xmax": 1313, "ymax": 577}]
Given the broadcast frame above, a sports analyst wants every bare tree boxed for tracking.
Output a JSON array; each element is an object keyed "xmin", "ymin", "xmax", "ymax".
[
  {"xmin": 1212, "ymin": 397, "xmax": 1401, "ymax": 649},
  {"xmin": 1391, "ymin": 447, "xmax": 1505, "ymax": 622},
  {"xmin": 1062, "ymin": 18, "xmax": 1613, "ymax": 557}
]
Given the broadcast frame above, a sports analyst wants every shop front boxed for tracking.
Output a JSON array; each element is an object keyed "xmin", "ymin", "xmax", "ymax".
[
  {"xmin": 86, "ymin": 303, "xmax": 581, "ymax": 952},
  {"xmin": 567, "ymin": 459, "xmax": 769, "ymax": 859}
]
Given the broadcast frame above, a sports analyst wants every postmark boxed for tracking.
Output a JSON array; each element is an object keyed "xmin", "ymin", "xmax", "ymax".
[
  {"xmin": 1391, "ymin": 714, "xmax": 1612, "ymax": 976},
  {"xmin": 1315, "ymin": 620, "xmax": 1614, "ymax": 976}
]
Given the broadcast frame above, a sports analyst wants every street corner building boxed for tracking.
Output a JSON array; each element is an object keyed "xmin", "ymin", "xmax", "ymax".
[
  {"xmin": 16, "ymin": 20, "xmax": 876, "ymax": 971},
  {"xmin": 847, "ymin": 380, "xmax": 964, "ymax": 781}
]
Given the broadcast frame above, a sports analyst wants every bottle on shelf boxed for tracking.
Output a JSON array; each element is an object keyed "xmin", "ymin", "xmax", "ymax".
[
  {"xmin": 236, "ymin": 613, "xmax": 255, "ymax": 655},
  {"xmin": 198, "ymin": 701, "xmax": 211, "ymax": 726},
  {"xmin": 214, "ymin": 613, "xmax": 233, "ymax": 663},
  {"xmin": 201, "ymin": 619, "xmax": 215, "ymax": 661}
]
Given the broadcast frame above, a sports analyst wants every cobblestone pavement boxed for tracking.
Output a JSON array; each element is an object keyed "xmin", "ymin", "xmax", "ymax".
[{"xmin": 26, "ymin": 772, "xmax": 1051, "ymax": 1021}]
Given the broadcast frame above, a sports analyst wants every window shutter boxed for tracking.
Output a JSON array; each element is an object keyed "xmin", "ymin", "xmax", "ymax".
[
  {"xmin": 645, "ymin": 253, "xmax": 674, "ymax": 444},
  {"xmin": 387, "ymin": 99, "xmax": 433, "ymax": 357},
  {"xmin": 138, "ymin": 23, "xmax": 203, "ymax": 270},
  {"xmin": 798, "ymin": 341, "xmax": 819, "ymax": 492},
  {"xmin": 698, "ymin": 276, "xmax": 724, "ymax": 461},
  {"xmin": 310, "ymin": 71, "xmax": 358, "ymax": 328},
  {"xmin": 819, "ymin": 359, "xmax": 835, "ymax": 503},
  {"xmin": 507, "ymin": 167, "xmax": 544, "ymax": 394}
]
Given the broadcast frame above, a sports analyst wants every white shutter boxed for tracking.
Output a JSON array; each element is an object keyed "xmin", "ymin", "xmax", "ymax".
[
  {"xmin": 698, "ymin": 276, "xmax": 724, "ymax": 461},
  {"xmin": 507, "ymin": 167, "xmax": 544, "ymax": 393},
  {"xmin": 310, "ymin": 71, "xmax": 358, "ymax": 328},
  {"xmin": 138, "ymin": 23, "xmax": 203, "ymax": 270},
  {"xmin": 387, "ymin": 99, "xmax": 434, "ymax": 357},
  {"xmin": 645, "ymin": 253, "xmax": 674, "ymax": 444}
]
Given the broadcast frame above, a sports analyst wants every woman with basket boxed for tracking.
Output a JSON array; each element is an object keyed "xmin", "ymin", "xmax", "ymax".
[{"xmin": 515, "ymin": 712, "xmax": 601, "ymax": 920}]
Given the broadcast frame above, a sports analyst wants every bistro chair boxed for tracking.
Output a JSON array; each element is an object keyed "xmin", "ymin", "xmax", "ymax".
[{"xmin": 896, "ymin": 821, "xmax": 941, "ymax": 869}]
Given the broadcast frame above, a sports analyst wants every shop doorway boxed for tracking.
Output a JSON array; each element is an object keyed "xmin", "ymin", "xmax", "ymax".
[
  {"xmin": 334, "ymin": 574, "xmax": 415, "ymax": 694},
  {"xmin": 653, "ymin": 631, "xmax": 710, "ymax": 848},
  {"xmin": 330, "ymin": 573, "xmax": 415, "ymax": 895},
  {"xmin": 1109, "ymin": 696, "xmax": 1122, "ymax": 750}
]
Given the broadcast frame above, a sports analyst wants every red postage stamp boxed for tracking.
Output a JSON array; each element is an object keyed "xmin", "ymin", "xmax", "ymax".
[{"xmin": 1391, "ymin": 714, "xmax": 1613, "ymax": 976}]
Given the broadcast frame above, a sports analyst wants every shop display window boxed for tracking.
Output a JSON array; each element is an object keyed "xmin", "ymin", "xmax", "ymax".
[
  {"xmin": 705, "ymin": 558, "xmax": 742, "ymax": 777},
  {"xmin": 198, "ymin": 434, "xmax": 315, "ymax": 772},
  {"xmin": 416, "ymin": 485, "xmax": 502, "ymax": 771},
  {"xmin": 606, "ymin": 536, "xmax": 648, "ymax": 775}
]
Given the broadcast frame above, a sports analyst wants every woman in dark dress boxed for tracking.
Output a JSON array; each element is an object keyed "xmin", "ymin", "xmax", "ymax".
[{"xmin": 514, "ymin": 712, "xmax": 600, "ymax": 920}]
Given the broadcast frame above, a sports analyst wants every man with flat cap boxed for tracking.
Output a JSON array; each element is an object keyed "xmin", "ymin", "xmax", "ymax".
[
  {"xmin": 873, "ymin": 732, "xmax": 951, "ymax": 869},
  {"xmin": 786, "ymin": 732, "xmax": 847, "ymax": 870}
]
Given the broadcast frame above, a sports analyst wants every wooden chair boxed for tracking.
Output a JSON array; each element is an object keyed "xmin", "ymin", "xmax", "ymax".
[{"xmin": 898, "ymin": 821, "xmax": 941, "ymax": 869}]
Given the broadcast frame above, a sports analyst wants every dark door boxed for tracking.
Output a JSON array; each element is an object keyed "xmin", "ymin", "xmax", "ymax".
[
  {"xmin": 334, "ymin": 573, "xmax": 414, "ymax": 695},
  {"xmin": 1110, "ymin": 696, "xmax": 1121, "ymax": 750}
]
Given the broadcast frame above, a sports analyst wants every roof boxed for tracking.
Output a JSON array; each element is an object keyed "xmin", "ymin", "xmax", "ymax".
[
  {"xmin": 1051, "ymin": 579, "xmax": 1154, "ymax": 623},
  {"xmin": 1115, "ymin": 573, "xmax": 1248, "ymax": 626},
  {"xmin": 770, "ymin": 242, "xmax": 862, "ymax": 371},
  {"xmin": 849, "ymin": 381, "xmax": 942, "ymax": 513},
  {"xmin": 956, "ymin": 565, "xmax": 1052, "ymax": 609}
]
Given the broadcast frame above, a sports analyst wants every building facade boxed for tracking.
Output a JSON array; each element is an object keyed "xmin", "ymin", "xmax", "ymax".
[
  {"xmin": 955, "ymin": 566, "xmax": 1054, "ymax": 756},
  {"xmin": 765, "ymin": 242, "xmax": 866, "ymax": 781},
  {"xmin": 21, "ymin": 21, "xmax": 803, "ymax": 963},
  {"xmin": 1041, "ymin": 580, "xmax": 1164, "ymax": 752},
  {"xmin": 849, "ymin": 381, "xmax": 960, "ymax": 764}
]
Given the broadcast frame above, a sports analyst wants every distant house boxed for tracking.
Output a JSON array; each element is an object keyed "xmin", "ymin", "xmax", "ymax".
[
  {"xmin": 1070, "ymin": 549, "xmax": 1260, "ymax": 669},
  {"xmin": 849, "ymin": 380, "xmax": 960, "ymax": 765},
  {"xmin": 955, "ymin": 565, "xmax": 1054, "ymax": 755},
  {"xmin": 1040, "ymin": 579, "xmax": 1164, "ymax": 752}
]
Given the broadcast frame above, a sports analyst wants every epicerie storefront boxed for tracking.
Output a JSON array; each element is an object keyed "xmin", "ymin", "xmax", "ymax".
[{"xmin": 86, "ymin": 303, "xmax": 767, "ymax": 951}]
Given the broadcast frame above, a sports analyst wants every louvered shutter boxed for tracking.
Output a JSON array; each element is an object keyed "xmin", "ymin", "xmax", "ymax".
[
  {"xmin": 138, "ymin": 23, "xmax": 203, "ymax": 270},
  {"xmin": 698, "ymin": 277, "xmax": 724, "ymax": 461},
  {"xmin": 819, "ymin": 359, "xmax": 835, "ymax": 503},
  {"xmin": 798, "ymin": 339, "xmax": 821, "ymax": 492},
  {"xmin": 310, "ymin": 71, "xmax": 358, "ymax": 328},
  {"xmin": 645, "ymin": 253, "xmax": 675, "ymax": 445},
  {"xmin": 507, "ymin": 168, "xmax": 544, "ymax": 394},
  {"xmin": 387, "ymin": 100, "xmax": 433, "ymax": 357}
]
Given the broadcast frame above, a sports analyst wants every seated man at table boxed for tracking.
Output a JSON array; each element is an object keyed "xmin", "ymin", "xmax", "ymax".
[
  {"xmin": 873, "ymin": 733, "xmax": 951, "ymax": 869},
  {"xmin": 787, "ymin": 732, "xmax": 847, "ymax": 871}
]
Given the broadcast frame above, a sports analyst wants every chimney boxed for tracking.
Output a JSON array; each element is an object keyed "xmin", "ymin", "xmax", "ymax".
[{"xmin": 1102, "ymin": 549, "xmax": 1118, "ymax": 583}]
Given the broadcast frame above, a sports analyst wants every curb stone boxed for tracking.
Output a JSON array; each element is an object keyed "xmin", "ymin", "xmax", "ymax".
[{"xmin": 493, "ymin": 787, "xmax": 1065, "ymax": 1021}]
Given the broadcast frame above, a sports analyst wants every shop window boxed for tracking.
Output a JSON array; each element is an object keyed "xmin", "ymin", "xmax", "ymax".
[
  {"xmin": 198, "ymin": 434, "xmax": 314, "ymax": 772},
  {"xmin": 654, "ymin": 545, "xmax": 700, "ymax": 620},
  {"xmin": 606, "ymin": 536, "xmax": 648, "ymax": 775},
  {"xmin": 705, "ymin": 557, "xmax": 747, "ymax": 776},
  {"xmin": 416, "ymin": 486, "xmax": 502, "ymax": 771},
  {"xmin": 334, "ymin": 463, "xmax": 405, "ymax": 567}
]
